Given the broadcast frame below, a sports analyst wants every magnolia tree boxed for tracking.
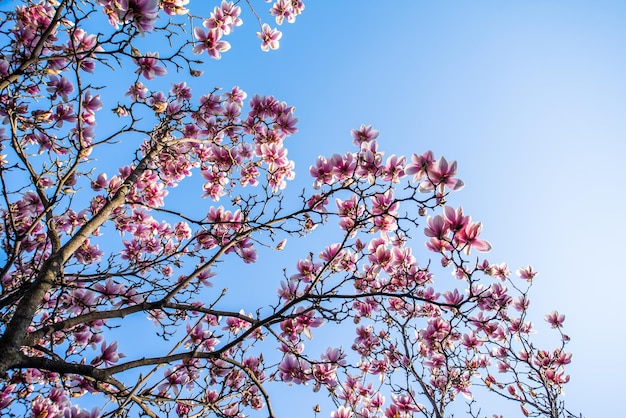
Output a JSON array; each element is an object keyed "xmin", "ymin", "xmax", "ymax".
[{"xmin": 0, "ymin": 1, "xmax": 576, "ymax": 417}]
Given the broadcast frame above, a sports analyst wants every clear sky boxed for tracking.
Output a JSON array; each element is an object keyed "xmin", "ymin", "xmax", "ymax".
[{"xmin": 208, "ymin": 2, "xmax": 624, "ymax": 416}]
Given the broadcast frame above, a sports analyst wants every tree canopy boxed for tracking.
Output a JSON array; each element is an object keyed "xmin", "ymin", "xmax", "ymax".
[{"xmin": 0, "ymin": 1, "xmax": 576, "ymax": 417}]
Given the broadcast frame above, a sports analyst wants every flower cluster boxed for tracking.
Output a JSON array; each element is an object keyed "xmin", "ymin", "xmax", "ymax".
[
  {"xmin": 98, "ymin": 0, "xmax": 159, "ymax": 32},
  {"xmin": 424, "ymin": 205, "xmax": 492, "ymax": 256}
]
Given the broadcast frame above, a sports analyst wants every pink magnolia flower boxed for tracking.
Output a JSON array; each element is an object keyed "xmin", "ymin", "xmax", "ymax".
[
  {"xmin": 185, "ymin": 324, "xmax": 218, "ymax": 351},
  {"xmin": 240, "ymin": 162, "xmax": 260, "ymax": 187},
  {"xmin": 336, "ymin": 195, "xmax": 363, "ymax": 220},
  {"xmin": 516, "ymin": 265, "xmax": 538, "ymax": 281},
  {"xmin": 418, "ymin": 156, "xmax": 464, "ymax": 192},
  {"xmin": 93, "ymin": 279, "xmax": 127, "ymax": 303},
  {"xmin": 224, "ymin": 311, "xmax": 252, "ymax": 334},
  {"xmin": 443, "ymin": 206, "xmax": 468, "ymax": 232},
  {"xmin": 193, "ymin": 27, "xmax": 231, "ymax": 59},
  {"xmin": 277, "ymin": 279, "xmax": 303, "ymax": 301},
  {"xmin": 311, "ymin": 362, "xmax": 338, "ymax": 389},
  {"xmin": 270, "ymin": 0, "xmax": 296, "ymax": 25},
  {"xmin": 46, "ymin": 76, "xmax": 74, "ymax": 100},
  {"xmin": 221, "ymin": 1, "xmax": 243, "ymax": 23},
  {"xmin": 322, "ymin": 347, "xmax": 346, "ymax": 365},
  {"xmin": 74, "ymin": 240, "xmax": 104, "ymax": 264},
  {"xmin": 371, "ymin": 190, "xmax": 399, "ymax": 216},
  {"xmin": 54, "ymin": 104, "xmax": 77, "ymax": 127},
  {"xmin": 161, "ymin": 0, "xmax": 189, "ymax": 16},
  {"xmin": 236, "ymin": 243, "xmax": 257, "ymax": 263},
  {"xmin": 545, "ymin": 310, "xmax": 565, "ymax": 328},
  {"xmin": 554, "ymin": 349, "xmax": 572, "ymax": 366},
  {"xmin": 173, "ymin": 221, "xmax": 191, "ymax": 240},
  {"xmin": 456, "ymin": 220, "xmax": 492, "ymax": 254},
  {"xmin": 83, "ymin": 91, "xmax": 102, "ymax": 114},
  {"xmin": 119, "ymin": 0, "xmax": 159, "ymax": 32},
  {"xmin": 331, "ymin": 406, "xmax": 353, "ymax": 418},
  {"xmin": 176, "ymin": 403, "xmax": 191, "ymax": 417},
  {"xmin": 68, "ymin": 27, "xmax": 102, "ymax": 60},
  {"xmin": 258, "ymin": 142, "xmax": 288, "ymax": 169},
  {"xmin": 381, "ymin": 154, "xmax": 406, "ymax": 183},
  {"xmin": 274, "ymin": 109, "xmax": 298, "ymax": 135},
  {"xmin": 319, "ymin": 243, "xmax": 344, "ymax": 270},
  {"xmin": 310, "ymin": 156, "xmax": 334, "ymax": 189},
  {"xmin": 424, "ymin": 214, "xmax": 450, "ymax": 239},
  {"xmin": 205, "ymin": 1, "xmax": 242, "ymax": 35},
  {"xmin": 355, "ymin": 146, "xmax": 382, "ymax": 183},
  {"xmin": 545, "ymin": 368, "xmax": 570, "ymax": 385},
  {"xmin": 278, "ymin": 354, "xmax": 310, "ymax": 384},
  {"xmin": 392, "ymin": 393, "xmax": 424, "ymax": 413},
  {"xmin": 30, "ymin": 396, "xmax": 60, "ymax": 418},
  {"xmin": 461, "ymin": 331, "xmax": 482, "ymax": 350},
  {"xmin": 257, "ymin": 23, "xmax": 282, "ymax": 51},
  {"xmin": 513, "ymin": 295, "xmax": 530, "ymax": 312},
  {"xmin": 351, "ymin": 124, "xmax": 379, "ymax": 147},
  {"xmin": 126, "ymin": 81, "xmax": 148, "ymax": 101},
  {"xmin": 91, "ymin": 341, "xmax": 125, "ymax": 366},
  {"xmin": 291, "ymin": 258, "xmax": 321, "ymax": 283},
  {"xmin": 405, "ymin": 150, "xmax": 435, "ymax": 182},
  {"xmin": 269, "ymin": 0, "xmax": 304, "ymax": 25},
  {"xmin": 442, "ymin": 288, "xmax": 463, "ymax": 305},
  {"xmin": 490, "ymin": 262, "xmax": 510, "ymax": 280},
  {"xmin": 170, "ymin": 81, "xmax": 192, "ymax": 100},
  {"xmin": 330, "ymin": 152, "xmax": 357, "ymax": 181},
  {"xmin": 224, "ymin": 86, "xmax": 247, "ymax": 105},
  {"xmin": 133, "ymin": 52, "xmax": 166, "ymax": 80},
  {"xmin": 293, "ymin": 307, "xmax": 324, "ymax": 339}
]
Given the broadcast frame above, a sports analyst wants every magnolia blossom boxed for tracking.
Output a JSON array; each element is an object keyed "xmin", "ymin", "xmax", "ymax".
[
  {"xmin": 331, "ymin": 406, "xmax": 353, "ymax": 418},
  {"xmin": 133, "ymin": 52, "xmax": 166, "ymax": 79},
  {"xmin": 91, "ymin": 341, "xmax": 125, "ymax": 366},
  {"xmin": 257, "ymin": 23, "xmax": 282, "ymax": 51},
  {"xmin": 545, "ymin": 310, "xmax": 566, "ymax": 328},
  {"xmin": 516, "ymin": 265, "xmax": 538, "ymax": 281},
  {"xmin": 193, "ymin": 26, "xmax": 231, "ymax": 59},
  {"xmin": 161, "ymin": 0, "xmax": 189, "ymax": 15}
]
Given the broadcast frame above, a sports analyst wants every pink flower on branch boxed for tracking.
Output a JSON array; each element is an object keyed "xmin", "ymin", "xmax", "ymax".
[
  {"xmin": 91, "ymin": 341, "xmax": 125, "ymax": 366},
  {"xmin": 205, "ymin": 1, "xmax": 242, "ymax": 35},
  {"xmin": 161, "ymin": 0, "xmax": 189, "ymax": 16},
  {"xmin": 270, "ymin": 0, "xmax": 305, "ymax": 25},
  {"xmin": 278, "ymin": 354, "xmax": 310, "ymax": 384},
  {"xmin": 193, "ymin": 26, "xmax": 231, "ymax": 59},
  {"xmin": 516, "ymin": 265, "xmax": 538, "ymax": 281},
  {"xmin": 310, "ymin": 156, "xmax": 334, "ymax": 189},
  {"xmin": 456, "ymin": 220, "xmax": 492, "ymax": 254},
  {"xmin": 545, "ymin": 310, "xmax": 565, "ymax": 328},
  {"xmin": 351, "ymin": 124, "xmax": 379, "ymax": 147},
  {"xmin": 73, "ymin": 240, "xmax": 103, "ymax": 264},
  {"xmin": 331, "ymin": 405, "xmax": 353, "ymax": 418},
  {"xmin": 405, "ymin": 150, "xmax": 435, "ymax": 182},
  {"xmin": 99, "ymin": 0, "xmax": 159, "ymax": 32},
  {"xmin": 133, "ymin": 52, "xmax": 166, "ymax": 80},
  {"xmin": 381, "ymin": 154, "xmax": 406, "ymax": 183},
  {"xmin": 46, "ymin": 76, "xmax": 74, "ymax": 100},
  {"xmin": 417, "ymin": 156, "xmax": 464, "ymax": 192},
  {"xmin": 257, "ymin": 23, "xmax": 282, "ymax": 52}
]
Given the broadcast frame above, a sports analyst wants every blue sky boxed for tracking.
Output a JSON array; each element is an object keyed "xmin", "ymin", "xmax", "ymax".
[
  {"xmin": 3, "ymin": 0, "xmax": 625, "ymax": 416},
  {"xmin": 213, "ymin": 2, "xmax": 624, "ymax": 416}
]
